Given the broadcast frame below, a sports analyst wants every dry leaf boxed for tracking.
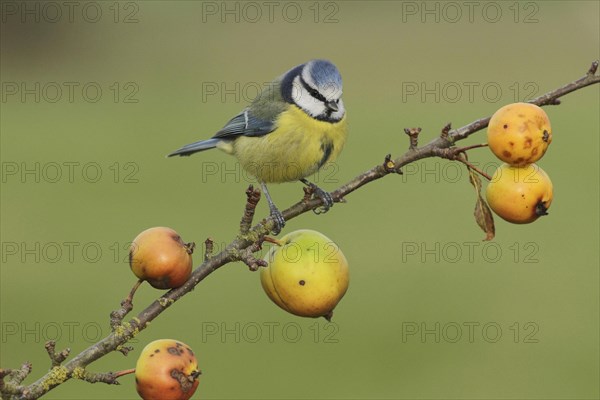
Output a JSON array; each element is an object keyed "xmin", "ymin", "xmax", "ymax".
[{"xmin": 467, "ymin": 165, "xmax": 495, "ymax": 241}]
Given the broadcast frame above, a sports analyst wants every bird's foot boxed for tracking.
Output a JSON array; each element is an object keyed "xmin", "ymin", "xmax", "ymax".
[
  {"xmin": 301, "ymin": 179, "xmax": 334, "ymax": 215},
  {"xmin": 268, "ymin": 205, "xmax": 286, "ymax": 235},
  {"xmin": 260, "ymin": 182, "xmax": 285, "ymax": 235}
]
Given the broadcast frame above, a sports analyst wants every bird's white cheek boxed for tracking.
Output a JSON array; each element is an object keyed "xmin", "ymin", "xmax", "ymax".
[
  {"xmin": 291, "ymin": 82, "xmax": 314, "ymax": 106},
  {"xmin": 291, "ymin": 83, "xmax": 303, "ymax": 105},
  {"xmin": 292, "ymin": 82, "xmax": 326, "ymax": 117}
]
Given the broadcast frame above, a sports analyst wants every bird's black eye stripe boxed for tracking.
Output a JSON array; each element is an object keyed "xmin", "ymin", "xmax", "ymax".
[{"xmin": 299, "ymin": 75, "xmax": 327, "ymax": 103}]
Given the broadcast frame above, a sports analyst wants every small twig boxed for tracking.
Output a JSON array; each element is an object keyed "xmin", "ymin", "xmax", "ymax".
[
  {"xmin": 110, "ymin": 279, "xmax": 143, "ymax": 330},
  {"xmin": 383, "ymin": 154, "xmax": 397, "ymax": 173},
  {"xmin": 45, "ymin": 341, "xmax": 70, "ymax": 367},
  {"xmin": 450, "ymin": 60, "xmax": 600, "ymax": 142},
  {"xmin": 440, "ymin": 123, "xmax": 452, "ymax": 140},
  {"xmin": 0, "ymin": 362, "xmax": 32, "ymax": 384},
  {"xmin": 204, "ymin": 238, "xmax": 214, "ymax": 261},
  {"xmin": 302, "ymin": 185, "xmax": 313, "ymax": 202},
  {"xmin": 116, "ymin": 346, "xmax": 134, "ymax": 356},
  {"xmin": 0, "ymin": 378, "xmax": 24, "ymax": 396},
  {"xmin": 587, "ymin": 60, "xmax": 598, "ymax": 75},
  {"xmin": 455, "ymin": 157, "xmax": 493, "ymax": 181},
  {"xmin": 233, "ymin": 240, "xmax": 267, "ymax": 271},
  {"xmin": 74, "ymin": 368, "xmax": 134, "ymax": 385},
  {"xmin": 240, "ymin": 185, "xmax": 261, "ymax": 234},
  {"xmin": 0, "ymin": 362, "xmax": 32, "ymax": 396},
  {"xmin": 404, "ymin": 127, "xmax": 421, "ymax": 149},
  {"xmin": 10, "ymin": 362, "xmax": 32, "ymax": 385},
  {"xmin": 453, "ymin": 144, "xmax": 492, "ymax": 180},
  {"xmin": 429, "ymin": 147, "xmax": 493, "ymax": 181}
]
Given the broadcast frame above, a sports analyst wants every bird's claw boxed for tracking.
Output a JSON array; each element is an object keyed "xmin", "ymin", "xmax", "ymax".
[
  {"xmin": 301, "ymin": 180, "xmax": 334, "ymax": 215},
  {"xmin": 269, "ymin": 207, "xmax": 286, "ymax": 235},
  {"xmin": 313, "ymin": 188, "xmax": 334, "ymax": 215},
  {"xmin": 260, "ymin": 182, "xmax": 285, "ymax": 235}
]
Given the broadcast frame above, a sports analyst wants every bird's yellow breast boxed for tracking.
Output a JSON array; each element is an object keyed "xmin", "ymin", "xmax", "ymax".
[{"xmin": 231, "ymin": 105, "xmax": 348, "ymax": 183}]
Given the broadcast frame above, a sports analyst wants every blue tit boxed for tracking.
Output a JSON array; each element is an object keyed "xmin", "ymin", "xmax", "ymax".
[{"xmin": 168, "ymin": 59, "xmax": 347, "ymax": 232}]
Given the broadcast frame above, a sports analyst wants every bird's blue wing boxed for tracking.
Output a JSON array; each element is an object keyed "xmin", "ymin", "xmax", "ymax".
[
  {"xmin": 168, "ymin": 108, "xmax": 278, "ymax": 157},
  {"xmin": 212, "ymin": 109, "xmax": 276, "ymax": 139}
]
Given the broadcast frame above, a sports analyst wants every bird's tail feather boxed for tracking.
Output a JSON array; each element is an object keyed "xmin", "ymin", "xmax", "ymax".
[{"xmin": 167, "ymin": 138, "xmax": 220, "ymax": 157}]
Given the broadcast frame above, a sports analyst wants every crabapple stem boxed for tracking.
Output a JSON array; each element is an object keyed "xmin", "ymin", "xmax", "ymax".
[
  {"xmin": 457, "ymin": 143, "xmax": 489, "ymax": 152},
  {"xmin": 113, "ymin": 369, "xmax": 135, "ymax": 378},
  {"xmin": 459, "ymin": 159, "xmax": 493, "ymax": 181},
  {"xmin": 110, "ymin": 279, "xmax": 143, "ymax": 330},
  {"xmin": 263, "ymin": 236, "xmax": 284, "ymax": 246},
  {"xmin": 128, "ymin": 279, "xmax": 143, "ymax": 302}
]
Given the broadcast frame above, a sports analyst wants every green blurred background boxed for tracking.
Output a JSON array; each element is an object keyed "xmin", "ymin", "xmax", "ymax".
[{"xmin": 1, "ymin": 1, "xmax": 598, "ymax": 399}]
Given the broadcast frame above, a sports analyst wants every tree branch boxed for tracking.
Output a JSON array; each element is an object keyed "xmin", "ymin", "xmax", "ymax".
[
  {"xmin": 3, "ymin": 60, "xmax": 598, "ymax": 400},
  {"xmin": 44, "ymin": 341, "xmax": 70, "ymax": 368}
]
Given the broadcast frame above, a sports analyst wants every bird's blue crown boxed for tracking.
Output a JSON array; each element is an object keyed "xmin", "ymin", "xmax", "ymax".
[{"xmin": 306, "ymin": 59, "xmax": 343, "ymax": 93}]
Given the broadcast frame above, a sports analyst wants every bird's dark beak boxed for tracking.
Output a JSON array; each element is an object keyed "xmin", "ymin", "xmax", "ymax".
[{"xmin": 325, "ymin": 100, "xmax": 339, "ymax": 112}]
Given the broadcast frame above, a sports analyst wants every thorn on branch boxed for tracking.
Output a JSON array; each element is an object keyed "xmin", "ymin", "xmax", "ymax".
[
  {"xmin": 240, "ymin": 185, "xmax": 261, "ymax": 234},
  {"xmin": 45, "ymin": 341, "xmax": 71, "ymax": 367},
  {"xmin": 204, "ymin": 238, "xmax": 214, "ymax": 261},
  {"xmin": 404, "ymin": 127, "xmax": 421, "ymax": 150},
  {"xmin": 440, "ymin": 123, "xmax": 452, "ymax": 140}
]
